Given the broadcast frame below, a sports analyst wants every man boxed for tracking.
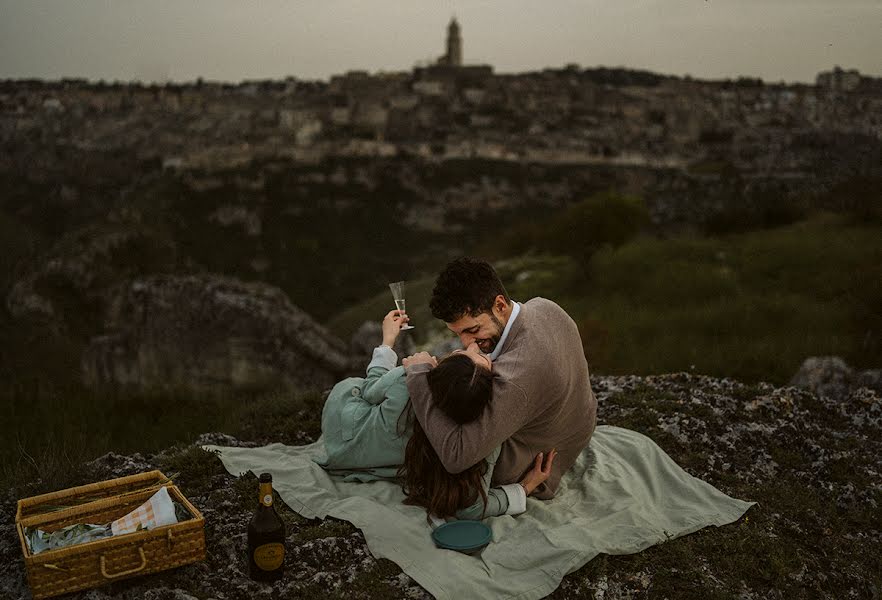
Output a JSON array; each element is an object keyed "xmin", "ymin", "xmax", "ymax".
[{"xmin": 403, "ymin": 258, "xmax": 597, "ymax": 500}]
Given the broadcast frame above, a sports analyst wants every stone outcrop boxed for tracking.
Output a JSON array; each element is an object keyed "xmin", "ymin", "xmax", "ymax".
[
  {"xmin": 789, "ymin": 355, "xmax": 882, "ymax": 401},
  {"xmin": 5, "ymin": 223, "xmax": 178, "ymax": 332},
  {"xmin": 82, "ymin": 274, "xmax": 361, "ymax": 392},
  {"xmin": 2, "ymin": 372, "xmax": 878, "ymax": 599}
]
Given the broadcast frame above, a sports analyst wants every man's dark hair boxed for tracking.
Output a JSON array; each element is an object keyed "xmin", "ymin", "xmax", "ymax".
[{"xmin": 429, "ymin": 258, "xmax": 510, "ymax": 322}]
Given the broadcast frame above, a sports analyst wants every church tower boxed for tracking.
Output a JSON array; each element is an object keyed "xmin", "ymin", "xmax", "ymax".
[{"xmin": 445, "ymin": 18, "xmax": 462, "ymax": 67}]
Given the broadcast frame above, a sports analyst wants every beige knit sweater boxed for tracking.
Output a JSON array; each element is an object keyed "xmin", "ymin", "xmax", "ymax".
[{"xmin": 405, "ymin": 297, "xmax": 597, "ymax": 499}]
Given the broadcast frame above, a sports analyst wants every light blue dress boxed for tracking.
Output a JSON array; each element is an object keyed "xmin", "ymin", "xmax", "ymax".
[{"xmin": 316, "ymin": 346, "xmax": 525, "ymax": 519}]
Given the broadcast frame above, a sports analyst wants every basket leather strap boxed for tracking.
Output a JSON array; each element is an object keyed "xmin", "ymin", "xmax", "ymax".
[{"xmin": 100, "ymin": 547, "xmax": 148, "ymax": 579}]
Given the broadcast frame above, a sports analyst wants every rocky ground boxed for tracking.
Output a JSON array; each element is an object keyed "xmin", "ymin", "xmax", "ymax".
[{"xmin": 1, "ymin": 366, "xmax": 880, "ymax": 599}]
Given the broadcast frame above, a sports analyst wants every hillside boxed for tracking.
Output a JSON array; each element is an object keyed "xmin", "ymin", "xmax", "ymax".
[
  {"xmin": 330, "ymin": 214, "xmax": 882, "ymax": 385},
  {"xmin": 2, "ymin": 371, "xmax": 879, "ymax": 599}
]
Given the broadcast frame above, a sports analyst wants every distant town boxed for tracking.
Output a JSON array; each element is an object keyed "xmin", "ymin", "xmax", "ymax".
[
  {"xmin": 2, "ymin": 19, "xmax": 880, "ymax": 175},
  {"xmin": 1, "ymin": 19, "xmax": 880, "ymax": 242}
]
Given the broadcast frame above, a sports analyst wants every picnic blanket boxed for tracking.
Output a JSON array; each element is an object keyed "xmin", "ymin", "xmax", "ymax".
[{"xmin": 204, "ymin": 425, "xmax": 754, "ymax": 600}]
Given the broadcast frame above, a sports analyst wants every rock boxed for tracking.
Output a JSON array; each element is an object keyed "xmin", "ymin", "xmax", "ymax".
[
  {"xmin": 5, "ymin": 223, "xmax": 178, "ymax": 330},
  {"xmin": 87, "ymin": 452, "xmax": 155, "ymax": 481},
  {"xmin": 789, "ymin": 356, "xmax": 882, "ymax": 402},
  {"xmin": 349, "ymin": 320, "xmax": 415, "ymax": 365},
  {"xmin": 856, "ymin": 369, "xmax": 882, "ymax": 395},
  {"xmin": 81, "ymin": 274, "xmax": 361, "ymax": 392},
  {"xmin": 193, "ymin": 433, "xmax": 257, "ymax": 448},
  {"xmin": 789, "ymin": 356, "xmax": 855, "ymax": 401}
]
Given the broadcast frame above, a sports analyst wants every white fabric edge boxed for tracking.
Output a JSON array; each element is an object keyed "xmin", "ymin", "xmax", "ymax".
[
  {"xmin": 500, "ymin": 483, "xmax": 527, "ymax": 515},
  {"xmin": 150, "ymin": 486, "xmax": 178, "ymax": 528},
  {"xmin": 367, "ymin": 345, "xmax": 398, "ymax": 372},
  {"xmin": 429, "ymin": 514, "xmax": 447, "ymax": 529}
]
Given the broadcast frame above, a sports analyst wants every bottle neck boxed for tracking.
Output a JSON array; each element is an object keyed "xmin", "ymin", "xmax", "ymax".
[{"xmin": 259, "ymin": 482, "xmax": 273, "ymax": 507}]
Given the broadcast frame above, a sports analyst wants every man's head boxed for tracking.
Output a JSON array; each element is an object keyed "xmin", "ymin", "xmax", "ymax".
[{"xmin": 429, "ymin": 258, "xmax": 512, "ymax": 353}]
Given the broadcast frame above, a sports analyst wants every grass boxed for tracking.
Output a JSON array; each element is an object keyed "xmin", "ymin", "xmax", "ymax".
[
  {"xmin": 0, "ymin": 381, "xmax": 324, "ymax": 496},
  {"xmin": 327, "ymin": 212, "xmax": 882, "ymax": 385},
  {"xmin": 566, "ymin": 212, "xmax": 882, "ymax": 382}
]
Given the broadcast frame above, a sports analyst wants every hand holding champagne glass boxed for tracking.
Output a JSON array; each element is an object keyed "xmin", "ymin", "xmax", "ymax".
[{"xmin": 389, "ymin": 281, "xmax": 414, "ymax": 330}]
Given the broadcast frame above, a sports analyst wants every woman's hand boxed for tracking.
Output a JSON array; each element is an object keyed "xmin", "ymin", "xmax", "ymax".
[
  {"xmin": 519, "ymin": 449, "xmax": 557, "ymax": 496},
  {"xmin": 382, "ymin": 309, "xmax": 409, "ymax": 347},
  {"xmin": 402, "ymin": 351, "xmax": 438, "ymax": 369}
]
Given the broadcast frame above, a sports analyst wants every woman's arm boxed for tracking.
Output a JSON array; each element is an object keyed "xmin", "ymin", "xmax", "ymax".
[
  {"xmin": 455, "ymin": 446, "xmax": 511, "ymax": 520},
  {"xmin": 360, "ymin": 310, "xmax": 409, "ymax": 404},
  {"xmin": 455, "ymin": 447, "xmax": 558, "ymax": 520}
]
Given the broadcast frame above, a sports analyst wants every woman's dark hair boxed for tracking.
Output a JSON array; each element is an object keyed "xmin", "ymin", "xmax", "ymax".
[
  {"xmin": 398, "ymin": 353, "xmax": 494, "ymax": 519},
  {"xmin": 429, "ymin": 257, "xmax": 510, "ymax": 323}
]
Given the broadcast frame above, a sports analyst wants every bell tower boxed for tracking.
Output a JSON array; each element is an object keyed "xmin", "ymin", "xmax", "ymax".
[{"xmin": 445, "ymin": 18, "xmax": 462, "ymax": 67}]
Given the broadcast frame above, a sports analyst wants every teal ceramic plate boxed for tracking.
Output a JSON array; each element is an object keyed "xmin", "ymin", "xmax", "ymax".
[{"xmin": 431, "ymin": 521, "xmax": 492, "ymax": 553}]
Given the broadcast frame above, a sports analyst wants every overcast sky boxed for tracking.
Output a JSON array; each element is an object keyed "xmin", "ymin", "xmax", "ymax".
[{"xmin": 1, "ymin": 1, "xmax": 880, "ymax": 84}]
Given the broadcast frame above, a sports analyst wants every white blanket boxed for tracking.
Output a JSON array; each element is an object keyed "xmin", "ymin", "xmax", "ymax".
[{"xmin": 205, "ymin": 426, "xmax": 754, "ymax": 599}]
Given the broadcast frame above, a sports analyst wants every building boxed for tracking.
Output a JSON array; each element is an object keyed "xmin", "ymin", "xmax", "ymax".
[
  {"xmin": 437, "ymin": 18, "xmax": 463, "ymax": 67},
  {"xmin": 817, "ymin": 66, "xmax": 861, "ymax": 92}
]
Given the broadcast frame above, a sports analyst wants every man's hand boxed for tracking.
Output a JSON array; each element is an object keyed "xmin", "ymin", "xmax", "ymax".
[
  {"xmin": 382, "ymin": 309, "xmax": 409, "ymax": 347},
  {"xmin": 519, "ymin": 449, "xmax": 557, "ymax": 496},
  {"xmin": 402, "ymin": 351, "xmax": 438, "ymax": 369}
]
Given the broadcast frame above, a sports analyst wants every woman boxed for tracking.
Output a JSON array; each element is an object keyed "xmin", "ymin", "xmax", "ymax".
[{"xmin": 318, "ymin": 309, "xmax": 555, "ymax": 520}]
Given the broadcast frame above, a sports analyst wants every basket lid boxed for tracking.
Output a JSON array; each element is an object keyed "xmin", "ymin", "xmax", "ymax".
[{"xmin": 16, "ymin": 471, "xmax": 171, "ymax": 523}]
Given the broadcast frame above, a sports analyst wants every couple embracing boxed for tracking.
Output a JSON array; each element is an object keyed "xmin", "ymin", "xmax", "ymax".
[{"xmin": 319, "ymin": 258, "xmax": 597, "ymax": 522}]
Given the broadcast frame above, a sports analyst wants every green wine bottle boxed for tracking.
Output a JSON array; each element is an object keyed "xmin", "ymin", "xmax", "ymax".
[{"xmin": 247, "ymin": 473, "xmax": 286, "ymax": 582}]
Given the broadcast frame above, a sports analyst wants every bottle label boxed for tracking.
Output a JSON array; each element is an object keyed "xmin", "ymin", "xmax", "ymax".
[
  {"xmin": 259, "ymin": 483, "xmax": 273, "ymax": 507},
  {"xmin": 253, "ymin": 542, "xmax": 285, "ymax": 571}
]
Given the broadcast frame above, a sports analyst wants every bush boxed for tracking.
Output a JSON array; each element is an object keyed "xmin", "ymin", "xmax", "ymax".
[
  {"xmin": 0, "ymin": 210, "xmax": 41, "ymax": 296},
  {"xmin": 820, "ymin": 176, "xmax": 882, "ymax": 223},
  {"xmin": 704, "ymin": 187, "xmax": 808, "ymax": 235},
  {"xmin": 572, "ymin": 213, "xmax": 882, "ymax": 382},
  {"xmin": 495, "ymin": 191, "xmax": 649, "ymax": 266}
]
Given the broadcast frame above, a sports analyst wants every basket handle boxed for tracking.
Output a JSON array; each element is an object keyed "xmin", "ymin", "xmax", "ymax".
[{"xmin": 100, "ymin": 547, "xmax": 148, "ymax": 579}]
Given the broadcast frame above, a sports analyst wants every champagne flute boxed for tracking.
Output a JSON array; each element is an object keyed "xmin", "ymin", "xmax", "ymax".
[{"xmin": 389, "ymin": 281, "xmax": 415, "ymax": 330}]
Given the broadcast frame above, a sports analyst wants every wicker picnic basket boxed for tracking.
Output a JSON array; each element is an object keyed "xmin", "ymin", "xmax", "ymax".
[{"xmin": 15, "ymin": 470, "xmax": 206, "ymax": 599}]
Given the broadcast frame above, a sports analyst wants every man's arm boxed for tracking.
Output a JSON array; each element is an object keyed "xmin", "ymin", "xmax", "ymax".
[
  {"xmin": 456, "ymin": 447, "xmax": 558, "ymax": 520},
  {"xmin": 405, "ymin": 361, "xmax": 534, "ymax": 473}
]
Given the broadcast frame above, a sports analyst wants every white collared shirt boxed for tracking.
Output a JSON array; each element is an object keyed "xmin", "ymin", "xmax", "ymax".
[{"xmin": 489, "ymin": 301, "xmax": 521, "ymax": 361}]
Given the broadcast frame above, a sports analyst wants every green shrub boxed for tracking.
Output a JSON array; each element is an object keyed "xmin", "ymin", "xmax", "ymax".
[
  {"xmin": 545, "ymin": 191, "xmax": 649, "ymax": 261},
  {"xmin": 573, "ymin": 212, "xmax": 882, "ymax": 381},
  {"xmin": 704, "ymin": 192, "xmax": 808, "ymax": 234},
  {"xmin": 0, "ymin": 210, "xmax": 41, "ymax": 296},
  {"xmin": 820, "ymin": 175, "xmax": 882, "ymax": 223},
  {"xmin": 494, "ymin": 190, "xmax": 649, "ymax": 265}
]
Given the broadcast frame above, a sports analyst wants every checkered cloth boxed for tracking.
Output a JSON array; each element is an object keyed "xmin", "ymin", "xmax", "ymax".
[{"xmin": 111, "ymin": 486, "xmax": 177, "ymax": 535}]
